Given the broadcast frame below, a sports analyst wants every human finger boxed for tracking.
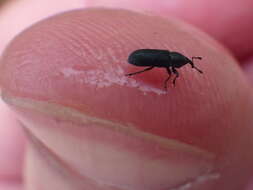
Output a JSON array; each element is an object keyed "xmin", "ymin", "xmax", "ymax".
[
  {"xmin": 86, "ymin": 0, "xmax": 253, "ymax": 60},
  {"xmin": 1, "ymin": 8, "xmax": 253, "ymax": 190}
]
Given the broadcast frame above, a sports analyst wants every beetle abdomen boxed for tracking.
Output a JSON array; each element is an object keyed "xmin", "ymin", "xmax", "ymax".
[{"xmin": 128, "ymin": 49, "xmax": 171, "ymax": 67}]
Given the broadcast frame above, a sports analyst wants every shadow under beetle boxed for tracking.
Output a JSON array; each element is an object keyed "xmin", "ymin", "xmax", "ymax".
[{"xmin": 125, "ymin": 49, "xmax": 203, "ymax": 90}]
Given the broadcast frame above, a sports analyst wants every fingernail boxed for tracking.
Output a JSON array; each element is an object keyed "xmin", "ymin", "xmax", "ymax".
[{"xmin": 4, "ymin": 94, "xmax": 217, "ymax": 190}]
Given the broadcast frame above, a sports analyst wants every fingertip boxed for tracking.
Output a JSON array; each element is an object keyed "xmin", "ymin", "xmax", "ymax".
[
  {"xmin": 86, "ymin": 0, "xmax": 253, "ymax": 60},
  {"xmin": 1, "ymin": 8, "xmax": 253, "ymax": 189},
  {"xmin": 0, "ymin": 7, "xmax": 252, "ymax": 157}
]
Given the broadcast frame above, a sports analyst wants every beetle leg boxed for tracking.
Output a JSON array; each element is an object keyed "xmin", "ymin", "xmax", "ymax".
[
  {"xmin": 164, "ymin": 67, "xmax": 172, "ymax": 90},
  {"xmin": 172, "ymin": 67, "xmax": 179, "ymax": 87},
  {"xmin": 125, "ymin": 66, "xmax": 154, "ymax": 76}
]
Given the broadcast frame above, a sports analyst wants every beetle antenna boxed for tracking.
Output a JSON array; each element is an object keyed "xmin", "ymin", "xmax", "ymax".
[
  {"xmin": 192, "ymin": 56, "xmax": 202, "ymax": 60},
  {"xmin": 192, "ymin": 66, "xmax": 203, "ymax": 73},
  {"xmin": 190, "ymin": 58, "xmax": 203, "ymax": 73}
]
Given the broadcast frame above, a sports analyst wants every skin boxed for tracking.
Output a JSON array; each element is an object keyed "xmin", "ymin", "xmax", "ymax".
[{"xmin": 1, "ymin": 1, "xmax": 253, "ymax": 190}]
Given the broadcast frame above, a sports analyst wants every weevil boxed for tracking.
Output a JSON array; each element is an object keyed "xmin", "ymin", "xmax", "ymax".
[{"xmin": 125, "ymin": 49, "xmax": 203, "ymax": 90}]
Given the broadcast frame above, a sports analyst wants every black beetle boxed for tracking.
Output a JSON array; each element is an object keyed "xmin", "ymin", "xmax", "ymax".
[{"xmin": 125, "ymin": 49, "xmax": 203, "ymax": 90}]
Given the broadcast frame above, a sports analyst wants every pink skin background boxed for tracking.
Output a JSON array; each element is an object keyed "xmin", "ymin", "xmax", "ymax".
[{"xmin": 0, "ymin": 0, "xmax": 253, "ymax": 189}]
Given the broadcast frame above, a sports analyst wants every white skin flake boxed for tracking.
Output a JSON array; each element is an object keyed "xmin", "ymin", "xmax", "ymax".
[
  {"xmin": 61, "ymin": 67, "xmax": 84, "ymax": 77},
  {"xmin": 60, "ymin": 66, "xmax": 166, "ymax": 95}
]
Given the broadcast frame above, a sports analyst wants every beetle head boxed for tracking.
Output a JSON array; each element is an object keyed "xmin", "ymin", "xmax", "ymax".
[{"xmin": 170, "ymin": 52, "xmax": 190, "ymax": 68}]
